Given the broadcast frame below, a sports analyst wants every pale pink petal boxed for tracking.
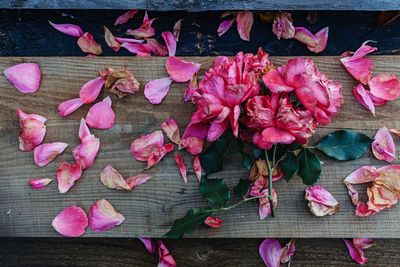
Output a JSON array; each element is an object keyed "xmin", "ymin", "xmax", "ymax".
[
  {"xmin": 305, "ymin": 185, "xmax": 339, "ymax": 216},
  {"xmin": 344, "ymin": 239, "xmax": 368, "ymax": 265},
  {"xmin": 193, "ymin": 155, "xmax": 202, "ymax": 182},
  {"xmin": 353, "ymin": 238, "xmax": 375, "ymax": 250},
  {"xmin": 77, "ymin": 32, "xmax": 102, "ymax": 55},
  {"xmin": 390, "ymin": 129, "xmax": 400, "ymax": 137},
  {"xmin": 28, "ymin": 178, "xmax": 52, "ymax": 190},
  {"xmin": 49, "ymin": 21, "xmax": 83, "ymax": 37},
  {"xmin": 72, "ymin": 136, "xmax": 100, "ymax": 169},
  {"xmin": 367, "ymin": 91, "xmax": 388, "ymax": 106},
  {"xmin": 369, "ymin": 73, "xmax": 400, "ymax": 101},
  {"xmin": 174, "ymin": 153, "xmax": 187, "ymax": 184},
  {"xmin": 204, "ymin": 216, "xmax": 223, "ymax": 228},
  {"xmin": 294, "ymin": 27, "xmax": 329, "ymax": 53},
  {"xmin": 280, "ymin": 239, "xmax": 296, "ymax": 264},
  {"xmin": 115, "ymin": 37, "xmax": 144, "ymax": 44},
  {"xmin": 259, "ymin": 189, "xmax": 278, "ymax": 220},
  {"xmin": 144, "ymin": 77, "xmax": 173, "ymax": 104},
  {"xmin": 104, "ymin": 26, "xmax": 120, "ymax": 52},
  {"xmin": 165, "ymin": 57, "xmax": 201, "ymax": 83},
  {"xmin": 100, "ymin": 165, "xmax": 131, "ymax": 191},
  {"xmin": 86, "ymin": 96, "xmax": 115, "ymax": 129},
  {"xmin": 259, "ymin": 239, "xmax": 282, "ymax": 267},
  {"xmin": 272, "ymin": 12, "xmax": 295, "ymax": 40},
  {"xmin": 88, "ymin": 199, "xmax": 125, "ymax": 232},
  {"xmin": 78, "ymin": 118, "xmax": 92, "ymax": 141},
  {"xmin": 126, "ymin": 12, "xmax": 156, "ymax": 39},
  {"xmin": 161, "ymin": 31, "xmax": 177, "ymax": 57},
  {"xmin": 147, "ymin": 38, "xmax": 168, "ymax": 56},
  {"xmin": 371, "ymin": 127, "xmax": 396, "ymax": 162},
  {"xmin": 125, "ymin": 174, "xmax": 152, "ymax": 189},
  {"xmin": 313, "ymin": 27, "xmax": 329, "ymax": 53},
  {"xmin": 344, "ymin": 166, "xmax": 379, "ymax": 184},
  {"xmin": 4, "ymin": 63, "xmax": 41, "ymax": 93},
  {"xmin": 33, "ymin": 142, "xmax": 68, "ymax": 167},
  {"xmin": 17, "ymin": 109, "xmax": 47, "ymax": 151},
  {"xmin": 52, "ymin": 206, "xmax": 88, "ymax": 237},
  {"xmin": 114, "ymin": 9, "xmax": 138, "ymax": 26},
  {"xmin": 79, "ymin": 77, "xmax": 105, "ymax": 104},
  {"xmin": 344, "ymin": 182, "xmax": 360, "ymax": 206},
  {"xmin": 217, "ymin": 18, "xmax": 235, "ymax": 37},
  {"xmin": 261, "ymin": 127, "xmax": 296, "ymax": 145},
  {"xmin": 121, "ymin": 43, "xmax": 152, "ymax": 56},
  {"xmin": 353, "ymin": 83, "xmax": 375, "ymax": 116},
  {"xmin": 56, "ymin": 162, "xmax": 83, "ymax": 193},
  {"xmin": 146, "ymin": 143, "xmax": 174, "ymax": 169},
  {"xmin": 375, "ymin": 165, "xmax": 400, "ymax": 195},
  {"xmin": 173, "ymin": 18, "xmax": 184, "ymax": 41},
  {"xmin": 138, "ymin": 237, "xmax": 156, "ymax": 254},
  {"xmin": 160, "ymin": 118, "xmax": 180, "ymax": 145},
  {"xmin": 130, "ymin": 130, "xmax": 164, "ymax": 161},
  {"xmin": 58, "ymin": 98, "xmax": 85, "ymax": 117},
  {"xmin": 367, "ymin": 185, "xmax": 398, "ymax": 212},
  {"xmin": 236, "ymin": 11, "xmax": 253, "ymax": 41},
  {"xmin": 157, "ymin": 240, "xmax": 177, "ymax": 267}
]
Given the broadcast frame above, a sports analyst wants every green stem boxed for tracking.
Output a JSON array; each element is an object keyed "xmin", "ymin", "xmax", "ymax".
[
  {"xmin": 209, "ymin": 195, "xmax": 267, "ymax": 213},
  {"xmin": 264, "ymin": 149, "xmax": 276, "ymax": 217}
]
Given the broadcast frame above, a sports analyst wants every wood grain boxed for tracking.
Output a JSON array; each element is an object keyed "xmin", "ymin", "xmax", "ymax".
[{"xmin": 0, "ymin": 56, "xmax": 399, "ymax": 238}]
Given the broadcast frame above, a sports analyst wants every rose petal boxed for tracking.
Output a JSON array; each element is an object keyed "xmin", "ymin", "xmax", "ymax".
[
  {"xmin": 165, "ymin": 57, "xmax": 201, "ymax": 83},
  {"xmin": 56, "ymin": 162, "xmax": 83, "ymax": 193},
  {"xmin": 193, "ymin": 155, "xmax": 202, "ymax": 182},
  {"xmin": 114, "ymin": 9, "xmax": 138, "ymax": 25},
  {"xmin": 17, "ymin": 109, "xmax": 47, "ymax": 151},
  {"xmin": 28, "ymin": 178, "xmax": 52, "ymax": 190},
  {"xmin": 259, "ymin": 189, "xmax": 278, "ymax": 220},
  {"xmin": 262, "ymin": 70, "xmax": 295, "ymax": 93},
  {"xmin": 371, "ymin": 127, "xmax": 396, "ymax": 162},
  {"xmin": 280, "ymin": 239, "xmax": 296, "ymax": 264},
  {"xmin": 375, "ymin": 165, "xmax": 400, "ymax": 195},
  {"xmin": 369, "ymin": 73, "xmax": 400, "ymax": 101},
  {"xmin": 49, "ymin": 21, "xmax": 83, "ymax": 37},
  {"xmin": 160, "ymin": 118, "xmax": 181, "ymax": 145},
  {"xmin": 78, "ymin": 117, "xmax": 92, "ymax": 141},
  {"xmin": 147, "ymin": 38, "xmax": 168, "ymax": 56},
  {"xmin": 130, "ymin": 130, "xmax": 164, "ymax": 162},
  {"xmin": 4, "ymin": 63, "xmax": 41, "ymax": 93},
  {"xmin": 33, "ymin": 142, "xmax": 68, "ymax": 167},
  {"xmin": 173, "ymin": 18, "xmax": 184, "ymax": 41},
  {"xmin": 353, "ymin": 238, "xmax": 375, "ymax": 250},
  {"xmin": 236, "ymin": 11, "xmax": 253, "ymax": 41},
  {"xmin": 367, "ymin": 185, "xmax": 397, "ymax": 212},
  {"xmin": 259, "ymin": 239, "xmax": 282, "ymax": 267},
  {"xmin": 261, "ymin": 127, "xmax": 296, "ymax": 145},
  {"xmin": 121, "ymin": 43, "xmax": 152, "ymax": 56},
  {"xmin": 181, "ymin": 122, "xmax": 209, "ymax": 155},
  {"xmin": 204, "ymin": 216, "xmax": 223, "ymax": 228},
  {"xmin": 353, "ymin": 83, "xmax": 375, "ymax": 115},
  {"xmin": 138, "ymin": 237, "xmax": 156, "ymax": 254},
  {"xmin": 77, "ymin": 32, "xmax": 102, "ymax": 55},
  {"xmin": 344, "ymin": 182, "xmax": 359, "ymax": 206},
  {"xmin": 88, "ymin": 199, "xmax": 125, "ymax": 232},
  {"xmin": 294, "ymin": 27, "xmax": 329, "ymax": 53},
  {"xmin": 161, "ymin": 31, "xmax": 177, "ymax": 57},
  {"xmin": 344, "ymin": 166, "xmax": 379, "ymax": 184},
  {"xmin": 305, "ymin": 185, "xmax": 339, "ymax": 216},
  {"xmin": 144, "ymin": 77, "xmax": 173, "ymax": 104},
  {"xmin": 115, "ymin": 37, "xmax": 144, "ymax": 44},
  {"xmin": 355, "ymin": 201, "xmax": 377, "ymax": 217},
  {"xmin": 344, "ymin": 239, "xmax": 368, "ymax": 265},
  {"xmin": 73, "ymin": 119, "xmax": 100, "ymax": 169},
  {"xmin": 367, "ymin": 91, "xmax": 389, "ymax": 106},
  {"xmin": 79, "ymin": 77, "xmax": 105, "ymax": 104},
  {"xmin": 174, "ymin": 153, "xmax": 187, "ymax": 184},
  {"xmin": 126, "ymin": 12, "xmax": 156, "ymax": 39},
  {"xmin": 125, "ymin": 174, "xmax": 152, "ymax": 189},
  {"xmin": 146, "ymin": 143, "xmax": 174, "ymax": 169},
  {"xmin": 86, "ymin": 96, "xmax": 115, "ymax": 129},
  {"xmin": 58, "ymin": 98, "xmax": 85, "ymax": 117},
  {"xmin": 100, "ymin": 165, "xmax": 131, "ymax": 191},
  {"xmin": 157, "ymin": 240, "xmax": 176, "ymax": 267},
  {"xmin": 272, "ymin": 12, "xmax": 295, "ymax": 40},
  {"xmin": 104, "ymin": 26, "xmax": 120, "ymax": 52},
  {"xmin": 52, "ymin": 206, "xmax": 88, "ymax": 237},
  {"xmin": 390, "ymin": 129, "xmax": 400, "ymax": 137},
  {"xmin": 218, "ymin": 18, "xmax": 235, "ymax": 37}
]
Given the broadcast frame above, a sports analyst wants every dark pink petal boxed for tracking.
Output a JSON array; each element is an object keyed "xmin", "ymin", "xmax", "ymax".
[
  {"xmin": 58, "ymin": 98, "xmax": 85, "ymax": 117},
  {"xmin": 114, "ymin": 9, "xmax": 138, "ymax": 25},
  {"xmin": 49, "ymin": 21, "xmax": 83, "ymax": 37},
  {"xmin": 184, "ymin": 74, "xmax": 198, "ymax": 102},
  {"xmin": 104, "ymin": 26, "xmax": 120, "ymax": 52},
  {"xmin": 261, "ymin": 127, "xmax": 296, "ymax": 145},
  {"xmin": 52, "ymin": 206, "xmax": 88, "ymax": 237},
  {"xmin": 236, "ymin": 11, "xmax": 253, "ymax": 41},
  {"xmin": 259, "ymin": 239, "xmax": 282, "ymax": 267},
  {"xmin": 146, "ymin": 143, "xmax": 174, "ymax": 169},
  {"xmin": 204, "ymin": 216, "xmax": 223, "ymax": 228},
  {"xmin": 294, "ymin": 27, "xmax": 329, "ymax": 53},
  {"xmin": 344, "ymin": 239, "xmax": 368, "ymax": 265},
  {"xmin": 79, "ymin": 77, "xmax": 105, "ymax": 104},
  {"xmin": 125, "ymin": 174, "xmax": 152, "ymax": 189},
  {"xmin": 4, "ymin": 63, "xmax": 41, "ymax": 93},
  {"xmin": 130, "ymin": 130, "xmax": 164, "ymax": 162},
  {"xmin": 28, "ymin": 178, "xmax": 52, "ymax": 190},
  {"xmin": 17, "ymin": 109, "xmax": 47, "ymax": 151},
  {"xmin": 160, "ymin": 117, "xmax": 181, "ymax": 145},
  {"xmin": 272, "ymin": 12, "xmax": 295, "ymax": 40},
  {"xmin": 86, "ymin": 96, "xmax": 115, "ymax": 129},
  {"xmin": 33, "ymin": 142, "xmax": 68, "ymax": 167},
  {"xmin": 355, "ymin": 201, "xmax": 376, "ymax": 217},
  {"xmin": 147, "ymin": 38, "xmax": 168, "ymax": 56},
  {"xmin": 173, "ymin": 18, "xmax": 184, "ymax": 41},
  {"xmin": 157, "ymin": 240, "xmax": 177, "ymax": 267},
  {"xmin": 369, "ymin": 73, "xmax": 400, "ymax": 101},
  {"xmin": 174, "ymin": 153, "xmax": 187, "ymax": 183},
  {"xmin": 100, "ymin": 165, "xmax": 131, "ymax": 191},
  {"xmin": 353, "ymin": 238, "xmax": 375, "ymax": 250},
  {"xmin": 77, "ymin": 32, "xmax": 102, "ymax": 55},
  {"xmin": 344, "ymin": 166, "xmax": 379, "ymax": 184},
  {"xmin": 121, "ymin": 43, "xmax": 152, "ymax": 56},
  {"xmin": 138, "ymin": 237, "xmax": 156, "ymax": 254},
  {"xmin": 305, "ymin": 185, "xmax": 339, "ymax": 216},
  {"xmin": 353, "ymin": 83, "xmax": 375, "ymax": 115},
  {"xmin": 181, "ymin": 122, "xmax": 209, "ymax": 155},
  {"xmin": 126, "ymin": 12, "xmax": 156, "ymax": 39},
  {"xmin": 262, "ymin": 70, "xmax": 295, "ymax": 93},
  {"xmin": 193, "ymin": 155, "xmax": 202, "ymax": 182},
  {"xmin": 56, "ymin": 162, "xmax": 83, "ymax": 193},
  {"xmin": 88, "ymin": 199, "xmax": 125, "ymax": 232},
  {"xmin": 115, "ymin": 37, "xmax": 144, "ymax": 44},
  {"xmin": 367, "ymin": 91, "xmax": 388, "ymax": 106},
  {"xmin": 161, "ymin": 31, "xmax": 177, "ymax": 57},
  {"xmin": 217, "ymin": 18, "xmax": 235, "ymax": 36},
  {"xmin": 144, "ymin": 77, "xmax": 173, "ymax": 104},
  {"xmin": 280, "ymin": 239, "xmax": 296, "ymax": 264},
  {"xmin": 371, "ymin": 127, "xmax": 396, "ymax": 162},
  {"xmin": 165, "ymin": 57, "xmax": 201, "ymax": 82},
  {"xmin": 73, "ymin": 119, "xmax": 100, "ymax": 169}
]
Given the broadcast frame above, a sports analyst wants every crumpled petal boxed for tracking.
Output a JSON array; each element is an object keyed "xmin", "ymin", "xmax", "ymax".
[
  {"xmin": 259, "ymin": 189, "xmax": 278, "ymax": 220},
  {"xmin": 305, "ymin": 185, "xmax": 340, "ymax": 216},
  {"xmin": 126, "ymin": 11, "xmax": 156, "ymax": 39},
  {"xmin": 161, "ymin": 31, "xmax": 177, "ymax": 57},
  {"xmin": 17, "ymin": 109, "xmax": 47, "ymax": 151},
  {"xmin": 101, "ymin": 67, "xmax": 140, "ymax": 97},
  {"xmin": 204, "ymin": 216, "xmax": 223, "ymax": 228},
  {"xmin": 28, "ymin": 178, "xmax": 52, "ymax": 189},
  {"xmin": 57, "ymin": 162, "xmax": 83, "ymax": 193},
  {"xmin": 88, "ymin": 199, "xmax": 125, "ymax": 232},
  {"xmin": 104, "ymin": 26, "xmax": 120, "ymax": 52},
  {"xmin": 353, "ymin": 238, "xmax": 375, "ymax": 250},
  {"xmin": 193, "ymin": 155, "xmax": 202, "ymax": 182},
  {"xmin": 173, "ymin": 18, "xmax": 184, "ymax": 41},
  {"xmin": 294, "ymin": 27, "xmax": 329, "ymax": 53},
  {"xmin": 49, "ymin": 21, "xmax": 83, "ymax": 37},
  {"xmin": 79, "ymin": 77, "xmax": 105, "ymax": 104},
  {"xmin": 217, "ymin": 18, "xmax": 235, "ymax": 37},
  {"xmin": 272, "ymin": 12, "xmax": 295, "ymax": 40},
  {"xmin": 353, "ymin": 83, "xmax": 375, "ymax": 116},
  {"xmin": 367, "ymin": 185, "xmax": 397, "ymax": 212},
  {"xmin": 174, "ymin": 153, "xmax": 187, "ymax": 184},
  {"xmin": 236, "ymin": 11, "xmax": 253, "ymax": 41},
  {"xmin": 121, "ymin": 43, "xmax": 152, "ymax": 56},
  {"xmin": 369, "ymin": 73, "xmax": 400, "ymax": 101},
  {"xmin": 280, "ymin": 239, "xmax": 296, "ymax": 264},
  {"xmin": 367, "ymin": 91, "xmax": 388, "ymax": 106},
  {"xmin": 115, "ymin": 37, "xmax": 144, "ymax": 44},
  {"xmin": 160, "ymin": 117, "xmax": 181, "ymax": 145},
  {"xmin": 375, "ymin": 165, "xmax": 400, "ymax": 195},
  {"xmin": 125, "ymin": 174, "xmax": 152, "ymax": 189},
  {"xmin": 4, "ymin": 63, "xmax": 41, "ymax": 93},
  {"xmin": 72, "ymin": 119, "xmax": 100, "ymax": 169},
  {"xmin": 165, "ymin": 57, "xmax": 201, "ymax": 83},
  {"xmin": 146, "ymin": 143, "xmax": 174, "ymax": 169},
  {"xmin": 77, "ymin": 32, "xmax": 102, "ymax": 55},
  {"xmin": 58, "ymin": 98, "xmax": 85, "ymax": 117},
  {"xmin": 147, "ymin": 38, "xmax": 168, "ymax": 56},
  {"xmin": 183, "ymin": 74, "xmax": 199, "ymax": 102},
  {"xmin": 371, "ymin": 127, "xmax": 396, "ymax": 162},
  {"xmin": 138, "ymin": 237, "xmax": 156, "ymax": 254},
  {"xmin": 33, "ymin": 142, "xmax": 68, "ymax": 167},
  {"xmin": 114, "ymin": 9, "xmax": 138, "ymax": 26},
  {"xmin": 355, "ymin": 201, "xmax": 377, "ymax": 217},
  {"xmin": 86, "ymin": 96, "xmax": 115, "ymax": 129},
  {"xmin": 157, "ymin": 240, "xmax": 177, "ymax": 267},
  {"xmin": 344, "ymin": 239, "xmax": 369, "ymax": 265},
  {"xmin": 144, "ymin": 77, "xmax": 173, "ymax": 104},
  {"xmin": 100, "ymin": 165, "xmax": 131, "ymax": 191},
  {"xmin": 344, "ymin": 182, "xmax": 359, "ymax": 206},
  {"xmin": 130, "ymin": 130, "xmax": 164, "ymax": 161},
  {"xmin": 52, "ymin": 206, "xmax": 88, "ymax": 237},
  {"xmin": 344, "ymin": 166, "xmax": 379, "ymax": 184},
  {"xmin": 259, "ymin": 239, "xmax": 282, "ymax": 267},
  {"xmin": 181, "ymin": 122, "xmax": 209, "ymax": 155}
]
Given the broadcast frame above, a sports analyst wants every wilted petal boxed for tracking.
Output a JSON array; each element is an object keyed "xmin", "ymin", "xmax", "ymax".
[
  {"xmin": 52, "ymin": 206, "xmax": 88, "ymax": 237},
  {"xmin": 305, "ymin": 185, "xmax": 339, "ymax": 216},
  {"xmin": 355, "ymin": 201, "xmax": 377, "ymax": 217},
  {"xmin": 173, "ymin": 18, "xmax": 184, "ymax": 41},
  {"xmin": 86, "ymin": 96, "xmax": 115, "ymax": 129},
  {"xmin": 77, "ymin": 32, "xmax": 102, "ymax": 55},
  {"xmin": 174, "ymin": 153, "xmax": 187, "ymax": 183},
  {"xmin": 375, "ymin": 165, "xmax": 400, "ymax": 195},
  {"xmin": 104, "ymin": 26, "xmax": 120, "ymax": 52},
  {"xmin": 57, "ymin": 162, "xmax": 83, "ymax": 193},
  {"xmin": 115, "ymin": 37, "xmax": 144, "ymax": 44},
  {"xmin": 73, "ymin": 118, "xmax": 100, "ymax": 169},
  {"xmin": 165, "ymin": 57, "xmax": 201, "ymax": 83},
  {"xmin": 33, "ymin": 142, "xmax": 68, "ymax": 167},
  {"xmin": 126, "ymin": 12, "xmax": 156, "ymax": 39},
  {"xmin": 88, "ymin": 199, "xmax": 125, "ymax": 232},
  {"xmin": 193, "ymin": 155, "xmax": 202, "ymax": 182},
  {"xmin": 58, "ymin": 98, "xmax": 85, "ymax": 117},
  {"xmin": 272, "ymin": 12, "xmax": 295, "ymax": 40},
  {"xmin": 344, "ymin": 166, "xmax": 379, "ymax": 184},
  {"xmin": 259, "ymin": 239, "xmax": 282, "ymax": 267},
  {"xmin": 294, "ymin": 27, "xmax": 329, "ymax": 53},
  {"xmin": 161, "ymin": 31, "xmax": 177, "ymax": 57},
  {"xmin": 353, "ymin": 238, "xmax": 375, "ymax": 250},
  {"xmin": 147, "ymin": 38, "xmax": 168, "ymax": 56},
  {"xmin": 79, "ymin": 77, "xmax": 105, "ymax": 104},
  {"xmin": 259, "ymin": 189, "xmax": 278, "ymax": 220},
  {"xmin": 49, "ymin": 21, "xmax": 83, "ymax": 37},
  {"xmin": 4, "ymin": 63, "xmax": 41, "ymax": 93},
  {"xmin": 353, "ymin": 83, "xmax": 375, "ymax": 115},
  {"xmin": 369, "ymin": 73, "xmax": 400, "ymax": 101},
  {"xmin": 138, "ymin": 237, "xmax": 156, "ymax": 254},
  {"xmin": 157, "ymin": 240, "xmax": 177, "ymax": 267},
  {"xmin": 160, "ymin": 118, "xmax": 180, "ymax": 145},
  {"xmin": 204, "ymin": 216, "xmax": 223, "ymax": 228},
  {"xmin": 114, "ymin": 9, "xmax": 138, "ymax": 25},
  {"xmin": 236, "ymin": 11, "xmax": 253, "ymax": 41},
  {"xmin": 146, "ymin": 143, "xmax": 174, "ymax": 169},
  {"xmin": 126, "ymin": 174, "xmax": 152, "ymax": 189},
  {"xmin": 130, "ymin": 130, "xmax": 164, "ymax": 161},
  {"xmin": 218, "ymin": 18, "xmax": 235, "ymax": 36},
  {"xmin": 17, "ymin": 109, "xmax": 47, "ymax": 151},
  {"xmin": 344, "ymin": 239, "xmax": 368, "ymax": 265},
  {"xmin": 121, "ymin": 43, "xmax": 152, "ymax": 56},
  {"xmin": 181, "ymin": 122, "xmax": 209, "ymax": 155},
  {"xmin": 100, "ymin": 165, "xmax": 131, "ymax": 191},
  {"xmin": 367, "ymin": 185, "xmax": 397, "ymax": 212},
  {"xmin": 144, "ymin": 77, "xmax": 173, "ymax": 104},
  {"xmin": 344, "ymin": 182, "xmax": 359, "ymax": 206},
  {"xmin": 371, "ymin": 127, "xmax": 396, "ymax": 162},
  {"xmin": 280, "ymin": 239, "xmax": 296, "ymax": 264},
  {"xmin": 28, "ymin": 178, "xmax": 52, "ymax": 190}
]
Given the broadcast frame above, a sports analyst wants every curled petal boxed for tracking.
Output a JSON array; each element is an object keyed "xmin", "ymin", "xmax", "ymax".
[
  {"xmin": 280, "ymin": 239, "xmax": 296, "ymax": 264},
  {"xmin": 262, "ymin": 70, "xmax": 295, "ymax": 93},
  {"xmin": 371, "ymin": 127, "xmax": 396, "ymax": 162},
  {"xmin": 147, "ymin": 38, "xmax": 168, "ymax": 56},
  {"xmin": 193, "ymin": 155, "xmax": 202, "ymax": 182},
  {"xmin": 181, "ymin": 122, "xmax": 209, "ymax": 155},
  {"xmin": 146, "ymin": 143, "xmax": 174, "ymax": 169},
  {"xmin": 344, "ymin": 182, "xmax": 359, "ymax": 206},
  {"xmin": 305, "ymin": 185, "xmax": 339, "ymax": 216},
  {"xmin": 376, "ymin": 165, "xmax": 400, "ymax": 195},
  {"xmin": 138, "ymin": 237, "xmax": 156, "ymax": 254},
  {"xmin": 390, "ymin": 129, "xmax": 400, "ymax": 137},
  {"xmin": 160, "ymin": 117, "xmax": 181, "ymax": 145},
  {"xmin": 259, "ymin": 189, "xmax": 278, "ymax": 220},
  {"xmin": 126, "ymin": 174, "xmax": 152, "ymax": 189},
  {"xmin": 121, "ymin": 43, "xmax": 152, "ymax": 56},
  {"xmin": 367, "ymin": 185, "xmax": 397, "ymax": 212},
  {"xmin": 57, "ymin": 162, "xmax": 83, "ymax": 193},
  {"xmin": 104, "ymin": 26, "xmax": 120, "ymax": 52},
  {"xmin": 369, "ymin": 73, "xmax": 400, "ymax": 101},
  {"xmin": 88, "ymin": 199, "xmax": 125, "ymax": 232},
  {"xmin": 294, "ymin": 27, "xmax": 329, "ymax": 53},
  {"xmin": 353, "ymin": 238, "xmax": 375, "ymax": 250},
  {"xmin": 218, "ymin": 18, "xmax": 235, "ymax": 37},
  {"xmin": 130, "ymin": 130, "xmax": 164, "ymax": 162},
  {"xmin": 356, "ymin": 201, "xmax": 377, "ymax": 217},
  {"xmin": 114, "ymin": 9, "xmax": 138, "ymax": 25},
  {"xmin": 52, "ymin": 206, "xmax": 88, "ymax": 237},
  {"xmin": 173, "ymin": 18, "xmax": 184, "ymax": 41},
  {"xmin": 144, "ymin": 77, "xmax": 173, "ymax": 104},
  {"xmin": 49, "ymin": 21, "xmax": 83, "ymax": 37},
  {"xmin": 259, "ymin": 239, "xmax": 282, "ymax": 267},
  {"xmin": 17, "ymin": 109, "xmax": 47, "ymax": 151},
  {"xmin": 204, "ymin": 216, "xmax": 223, "ymax": 228},
  {"xmin": 77, "ymin": 32, "xmax": 102, "ymax": 55},
  {"xmin": 236, "ymin": 11, "xmax": 253, "ymax": 41},
  {"xmin": 86, "ymin": 96, "xmax": 115, "ymax": 129},
  {"xmin": 126, "ymin": 12, "xmax": 156, "ymax": 39},
  {"xmin": 261, "ymin": 127, "xmax": 296, "ymax": 145},
  {"xmin": 157, "ymin": 240, "xmax": 177, "ymax": 267},
  {"xmin": 33, "ymin": 142, "xmax": 68, "ymax": 167},
  {"xmin": 115, "ymin": 37, "xmax": 144, "ymax": 44},
  {"xmin": 344, "ymin": 166, "xmax": 379, "ymax": 184},
  {"xmin": 353, "ymin": 83, "xmax": 375, "ymax": 116},
  {"xmin": 4, "ymin": 63, "xmax": 41, "ymax": 94},
  {"xmin": 28, "ymin": 178, "xmax": 52, "ymax": 190},
  {"xmin": 79, "ymin": 118, "xmax": 92, "ymax": 141},
  {"xmin": 174, "ymin": 153, "xmax": 187, "ymax": 184},
  {"xmin": 161, "ymin": 31, "xmax": 177, "ymax": 57},
  {"xmin": 165, "ymin": 57, "xmax": 201, "ymax": 83},
  {"xmin": 367, "ymin": 91, "xmax": 388, "ymax": 106},
  {"xmin": 58, "ymin": 98, "xmax": 85, "ymax": 117},
  {"xmin": 272, "ymin": 12, "xmax": 295, "ymax": 40},
  {"xmin": 100, "ymin": 165, "xmax": 131, "ymax": 191},
  {"xmin": 79, "ymin": 77, "xmax": 105, "ymax": 104},
  {"xmin": 344, "ymin": 239, "xmax": 368, "ymax": 265},
  {"xmin": 72, "ymin": 136, "xmax": 100, "ymax": 169}
]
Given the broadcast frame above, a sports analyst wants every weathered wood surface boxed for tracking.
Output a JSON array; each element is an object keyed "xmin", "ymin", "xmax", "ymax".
[
  {"xmin": 5, "ymin": 0, "xmax": 400, "ymax": 11},
  {"xmin": 2, "ymin": 238, "xmax": 400, "ymax": 266},
  {"xmin": 0, "ymin": 56, "xmax": 399, "ymax": 238}
]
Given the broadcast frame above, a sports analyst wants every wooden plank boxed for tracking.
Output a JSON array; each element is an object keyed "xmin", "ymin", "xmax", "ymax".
[
  {"xmin": 0, "ymin": 56, "xmax": 399, "ymax": 238},
  {"xmin": 7, "ymin": 0, "xmax": 400, "ymax": 11}
]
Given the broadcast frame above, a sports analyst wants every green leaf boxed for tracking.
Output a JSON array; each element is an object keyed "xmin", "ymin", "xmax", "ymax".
[
  {"xmin": 233, "ymin": 179, "xmax": 252, "ymax": 199},
  {"xmin": 164, "ymin": 208, "xmax": 213, "ymax": 239},
  {"xmin": 297, "ymin": 148, "xmax": 321, "ymax": 185},
  {"xmin": 280, "ymin": 152, "xmax": 299, "ymax": 182},
  {"xmin": 200, "ymin": 131, "xmax": 234, "ymax": 176},
  {"xmin": 237, "ymin": 139, "xmax": 253, "ymax": 170},
  {"xmin": 200, "ymin": 177, "xmax": 231, "ymax": 207},
  {"xmin": 316, "ymin": 130, "xmax": 372, "ymax": 161}
]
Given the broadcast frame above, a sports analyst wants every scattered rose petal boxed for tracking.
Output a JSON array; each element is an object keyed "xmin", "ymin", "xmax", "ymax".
[
  {"xmin": 147, "ymin": 38, "xmax": 168, "ymax": 56},
  {"xmin": 272, "ymin": 12, "xmax": 295, "ymax": 40},
  {"xmin": 353, "ymin": 83, "xmax": 375, "ymax": 115},
  {"xmin": 375, "ymin": 165, "xmax": 400, "ymax": 195},
  {"xmin": 259, "ymin": 239, "xmax": 282, "ymax": 267},
  {"xmin": 114, "ymin": 9, "xmax": 138, "ymax": 26},
  {"xmin": 88, "ymin": 199, "xmax": 125, "ymax": 232},
  {"xmin": 57, "ymin": 162, "xmax": 83, "ymax": 193},
  {"xmin": 355, "ymin": 201, "xmax": 377, "ymax": 217},
  {"xmin": 161, "ymin": 31, "xmax": 177, "ymax": 57},
  {"xmin": 344, "ymin": 239, "xmax": 369, "ymax": 265},
  {"xmin": 4, "ymin": 63, "xmax": 41, "ymax": 93},
  {"xmin": 344, "ymin": 166, "xmax": 379, "ymax": 184},
  {"xmin": 344, "ymin": 182, "xmax": 359, "ymax": 206},
  {"xmin": 217, "ymin": 18, "xmax": 235, "ymax": 37},
  {"xmin": 72, "ymin": 119, "xmax": 100, "ymax": 169},
  {"xmin": 79, "ymin": 77, "xmax": 105, "ymax": 104},
  {"xmin": 157, "ymin": 240, "xmax": 176, "ymax": 267},
  {"xmin": 193, "ymin": 155, "xmax": 202, "ymax": 182},
  {"xmin": 28, "ymin": 178, "xmax": 52, "ymax": 190},
  {"xmin": 160, "ymin": 117, "xmax": 181, "ymax": 145},
  {"xmin": 17, "ymin": 109, "xmax": 47, "ymax": 151},
  {"xmin": 294, "ymin": 27, "xmax": 329, "ymax": 53},
  {"xmin": 130, "ymin": 130, "xmax": 164, "ymax": 161},
  {"xmin": 305, "ymin": 185, "xmax": 340, "ymax": 216},
  {"xmin": 52, "ymin": 206, "xmax": 88, "ymax": 237},
  {"xmin": 100, "ymin": 165, "xmax": 131, "ymax": 191},
  {"xmin": 101, "ymin": 67, "xmax": 140, "ymax": 97},
  {"xmin": 174, "ymin": 153, "xmax": 187, "ymax": 184},
  {"xmin": 33, "ymin": 142, "xmax": 68, "ymax": 167},
  {"xmin": 49, "ymin": 21, "xmax": 83, "ymax": 37},
  {"xmin": 58, "ymin": 98, "xmax": 85, "ymax": 117},
  {"xmin": 86, "ymin": 96, "xmax": 115, "ymax": 129},
  {"xmin": 121, "ymin": 42, "xmax": 152, "ymax": 56},
  {"xmin": 126, "ymin": 174, "xmax": 152, "ymax": 189},
  {"xmin": 104, "ymin": 26, "xmax": 120, "ymax": 52},
  {"xmin": 146, "ymin": 143, "xmax": 174, "ymax": 169},
  {"xmin": 77, "ymin": 32, "xmax": 102, "ymax": 55},
  {"xmin": 173, "ymin": 18, "xmax": 184, "ymax": 41},
  {"xmin": 144, "ymin": 77, "xmax": 173, "ymax": 104},
  {"xmin": 371, "ymin": 127, "xmax": 396, "ymax": 162},
  {"xmin": 126, "ymin": 11, "xmax": 156, "ymax": 39},
  {"xmin": 165, "ymin": 57, "xmax": 201, "ymax": 83},
  {"xmin": 353, "ymin": 238, "xmax": 375, "ymax": 250},
  {"xmin": 369, "ymin": 73, "xmax": 400, "ymax": 101},
  {"xmin": 138, "ymin": 237, "xmax": 156, "ymax": 254},
  {"xmin": 115, "ymin": 37, "xmax": 144, "ymax": 44},
  {"xmin": 280, "ymin": 239, "xmax": 296, "ymax": 264},
  {"xmin": 367, "ymin": 91, "xmax": 388, "ymax": 106},
  {"xmin": 236, "ymin": 11, "xmax": 253, "ymax": 41},
  {"xmin": 181, "ymin": 122, "xmax": 209, "ymax": 155},
  {"xmin": 258, "ymin": 189, "xmax": 278, "ymax": 220},
  {"xmin": 390, "ymin": 129, "xmax": 400, "ymax": 137},
  {"xmin": 204, "ymin": 216, "xmax": 223, "ymax": 228}
]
